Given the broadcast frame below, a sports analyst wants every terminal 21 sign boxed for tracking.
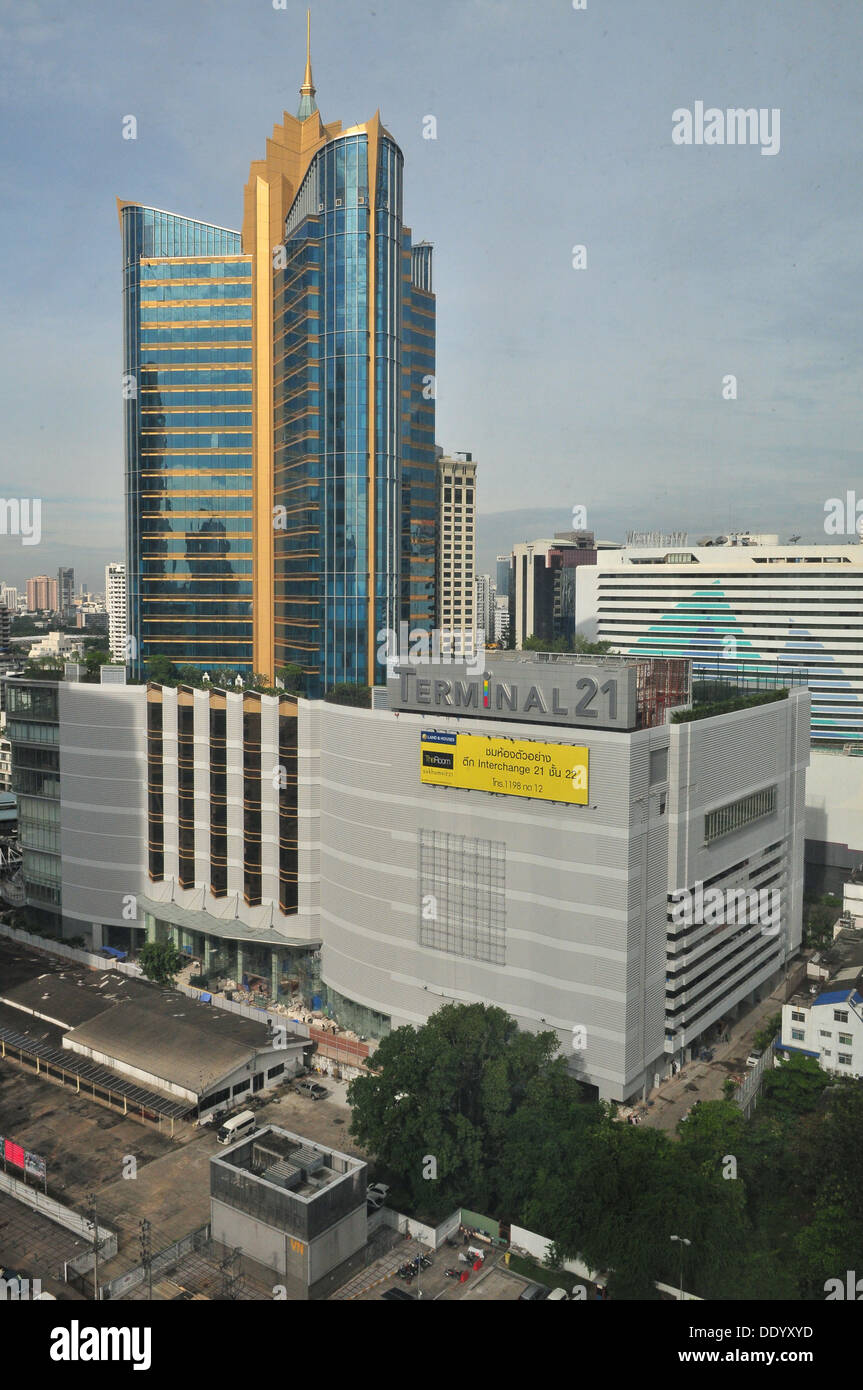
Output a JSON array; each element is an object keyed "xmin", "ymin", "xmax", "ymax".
[{"xmin": 390, "ymin": 661, "xmax": 637, "ymax": 731}]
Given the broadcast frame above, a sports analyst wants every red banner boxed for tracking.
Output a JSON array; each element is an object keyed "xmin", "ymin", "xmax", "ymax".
[{"xmin": 5, "ymin": 1140, "xmax": 25, "ymax": 1169}]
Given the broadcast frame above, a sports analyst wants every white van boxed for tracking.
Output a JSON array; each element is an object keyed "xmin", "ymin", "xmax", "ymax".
[{"xmin": 217, "ymin": 1110, "xmax": 257, "ymax": 1145}]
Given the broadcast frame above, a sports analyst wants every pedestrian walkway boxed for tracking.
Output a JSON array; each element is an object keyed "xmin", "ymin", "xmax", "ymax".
[{"xmin": 637, "ymin": 969, "xmax": 802, "ymax": 1132}]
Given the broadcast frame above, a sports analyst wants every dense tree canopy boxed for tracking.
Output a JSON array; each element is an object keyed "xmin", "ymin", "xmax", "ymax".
[{"xmin": 349, "ymin": 1003, "xmax": 863, "ymax": 1298}]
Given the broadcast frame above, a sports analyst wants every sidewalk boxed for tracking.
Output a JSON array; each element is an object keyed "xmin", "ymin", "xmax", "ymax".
[{"xmin": 637, "ymin": 970, "xmax": 798, "ymax": 1132}]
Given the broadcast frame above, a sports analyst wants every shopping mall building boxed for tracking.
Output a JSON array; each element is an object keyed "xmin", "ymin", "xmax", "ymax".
[{"xmin": 6, "ymin": 653, "xmax": 808, "ymax": 1102}]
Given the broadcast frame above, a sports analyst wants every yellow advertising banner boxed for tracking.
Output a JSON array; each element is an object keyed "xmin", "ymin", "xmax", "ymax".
[{"xmin": 420, "ymin": 732, "xmax": 589, "ymax": 805}]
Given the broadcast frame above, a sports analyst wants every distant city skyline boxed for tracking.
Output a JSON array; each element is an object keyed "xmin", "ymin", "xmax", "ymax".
[{"xmin": 2, "ymin": 0, "xmax": 862, "ymax": 594}]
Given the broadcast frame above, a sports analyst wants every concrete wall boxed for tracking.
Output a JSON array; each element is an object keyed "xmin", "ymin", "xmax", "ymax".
[
  {"xmin": 58, "ymin": 683, "xmax": 148, "ymax": 933},
  {"xmin": 382, "ymin": 1207, "xmax": 461, "ymax": 1249},
  {"xmin": 806, "ymin": 749, "xmax": 863, "ymax": 893},
  {"xmin": 665, "ymin": 692, "xmax": 809, "ymax": 1050},
  {"xmin": 309, "ymin": 694, "xmax": 809, "ymax": 1101},
  {"xmin": 0, "ymin": 1169, "xmax": 117, "ymax": 1259},
  {"xmin": 210, "ymin": 1195, "xmax": 366, "ymax": 1298}
]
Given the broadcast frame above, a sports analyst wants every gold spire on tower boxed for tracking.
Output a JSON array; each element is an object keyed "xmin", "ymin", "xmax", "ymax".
[{"xmin": 300, "ymin": 9, "xmax": 315, "ymax": 102}]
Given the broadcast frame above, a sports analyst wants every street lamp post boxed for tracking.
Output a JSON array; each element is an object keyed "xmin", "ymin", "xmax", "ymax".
[{"xmin": 670, "ymin": 1234, "xmax": 691, "ymax": 1301}]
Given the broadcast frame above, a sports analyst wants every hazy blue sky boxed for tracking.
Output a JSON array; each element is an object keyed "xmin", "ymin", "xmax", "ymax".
[{"xmin": 1, "ymin": 0, "xmax": 861, "ymax": 586}]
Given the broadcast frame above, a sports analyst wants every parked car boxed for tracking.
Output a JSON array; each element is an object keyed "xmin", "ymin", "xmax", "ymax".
[
  {"xmin": 367, "ymin": 1182, "xmax": 390, "ymax": 1203},
  {"xmin": 745, "ymin": 1049, "xmax": 763, "ymax": 1068},
  {"xmin": 518, "ymin": 1282, "xmax": 550, "ymax": 1301},
  {"xmin": 547, "ymin": 1287, "xmax": 570, "ymax": 1301},
  {"xmin": 295, "ymin": 1079, "xmax": 328, "ymax": 1100}
]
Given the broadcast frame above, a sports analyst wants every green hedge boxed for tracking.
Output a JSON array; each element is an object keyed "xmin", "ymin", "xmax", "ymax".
[{"xmin": 672, "ymin": 688, "xmax": 788, "ymax": 724}]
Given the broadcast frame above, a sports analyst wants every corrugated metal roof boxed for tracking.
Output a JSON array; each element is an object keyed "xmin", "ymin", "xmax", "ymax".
[{"xmin": 0, "ymin": 1022, "xmax": 189, "ymax": 1119}]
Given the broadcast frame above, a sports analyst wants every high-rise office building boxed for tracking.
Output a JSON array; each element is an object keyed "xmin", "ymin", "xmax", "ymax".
[
  {"xmin": 120, "ymin": 207, "xmax": 253, "ymax": 676},
  {"xmin": 496, "ymin": 553, "xmax": 512, "ymax": 605},
  {"xmin": 474, "ymin": 573, "xmax": 495, "ymax": 642},
  {"xmin": 1, "ymin": 586, "xmax": 19, "ymax": 614},
  {"xmin": 493, "ymin": 594, "xmax": 511, "ymax": 644},
  {"xmin": 435, "ymin": 453, "xmax": 476, "ymax": 652},
  {"xmin": 57, "ymin": 567, "xmax": 75, "ymax": 621},
  {"xmin": 121, "ymin": 15, "xmax": 436, "ymax": 693},
  {"xmin": 26, "ymin": 576, "xmax": 58, "ymax": 613},
  {"xmin": 105, "ymin": 563, "xmax": 128, "ymax": 663},
  {"xmin": 509, "ymin": 533, "xmax": 597, "ymax": 649}
]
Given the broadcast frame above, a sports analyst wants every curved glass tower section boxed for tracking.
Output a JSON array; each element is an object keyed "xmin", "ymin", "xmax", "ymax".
[
  {"xmin": 271, "ymin": 123, "xmax": 433, "ymax": 695},
  {"xmin": 121, "ymin": 204, "xmax": 254, "ymax": 675},
  {"xmin": 275, "ymin": 133, "xmax": 372, "ymax": 694}
]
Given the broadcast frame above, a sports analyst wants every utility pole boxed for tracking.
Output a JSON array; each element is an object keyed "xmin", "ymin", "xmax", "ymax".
[
  {"xmin": 139, "ymin": 1219, "xmax": 152, "ymax": 1300},
  {"xmin": 670, "ymin": 1234, "xmax": 691, "ymax": 1302},
  {"xmin": 87, "ymin": 1192, "xmax": 103, "ymax": 1301}
]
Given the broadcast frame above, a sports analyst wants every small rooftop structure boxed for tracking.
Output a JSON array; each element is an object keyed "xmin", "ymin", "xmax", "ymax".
[
  {"xmin": 210, "ymin": 1124, "xmax": 368, "ymax": 1298},
  {"xmin": 791, "ymin": 926, "xmax": 863, "ymax": 1007}
]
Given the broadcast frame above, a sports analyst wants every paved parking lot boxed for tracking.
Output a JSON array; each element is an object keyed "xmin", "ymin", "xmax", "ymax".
[{"xmin": 333, "ymin": 1240, "xmax": 529, "ymax": 1301}]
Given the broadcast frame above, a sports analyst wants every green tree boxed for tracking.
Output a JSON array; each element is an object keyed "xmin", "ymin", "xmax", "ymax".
[
  {"xmin": 276, "ymin": 664, "xmax": 305, "ymax": 694},
  {"xmin": 520, "ymin": 633, "xmax": 612, "ymax": 655},
  {"xmin": 759, "ymin": 1055, "xmax": 826, "ymax": 1122},
  {"xmin": 83, "ymin": 647, "xmax": 112, "ymax": 675},
  {"xmin": 348, "ymin": 1003, "xmax": 560, "ymax": 1217},
  {"xmin": 324, "ymin": 682, "xmax": 371, "ymax": 708},
  {"xmin": 145, "ymin": 654, "xmax": 176, "ymax": 684},
  {"xmin": 522, "ymin": 634, "xmax": 571, "ymax": 653},
  {"xmin": 572, "ymin": 633, "xmax": 612, "ymax": 655},
  {"xmin": 802, "ymin": 894, "xmax": 842, "ymax": 949},
  {"xmin": 138, "ymin": 940, "xmax": 182, "ymax": 987},
  {"xmin": 175, "ymin": 663, "xmax": 208, "ymax": 687}
]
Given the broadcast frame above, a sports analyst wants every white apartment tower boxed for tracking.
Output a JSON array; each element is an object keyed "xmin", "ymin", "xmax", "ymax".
[
  {"xmin": 474, "ymin": 574, "xmax": 495, "ymax": 642},
  {"xmin": 105, "ymin": 563, "xmax": 128, "ymax": 663},
  {"xmin": 435, "ymin": 453, "xmax": 477, "ymax": 654}
]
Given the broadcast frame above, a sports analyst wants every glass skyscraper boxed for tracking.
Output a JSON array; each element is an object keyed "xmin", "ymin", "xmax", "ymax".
[
  {"xmin": 121, "ymin": 206, "xmax": 254, "ymax": 675},
  {"xmin": 121, "ymin": 18, "xmax": 435, "ymax": 691}
]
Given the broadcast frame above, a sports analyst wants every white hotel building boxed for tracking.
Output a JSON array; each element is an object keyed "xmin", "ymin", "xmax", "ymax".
[{"xmin": 576, "ymin": 539, "xmax": 863, "ymax": 890}]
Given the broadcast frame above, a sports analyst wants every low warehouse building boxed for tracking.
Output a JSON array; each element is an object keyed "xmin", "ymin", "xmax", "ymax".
[{"xmin": 0, "ymin": 967, "xmax": 308, "ymax": 1118}]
